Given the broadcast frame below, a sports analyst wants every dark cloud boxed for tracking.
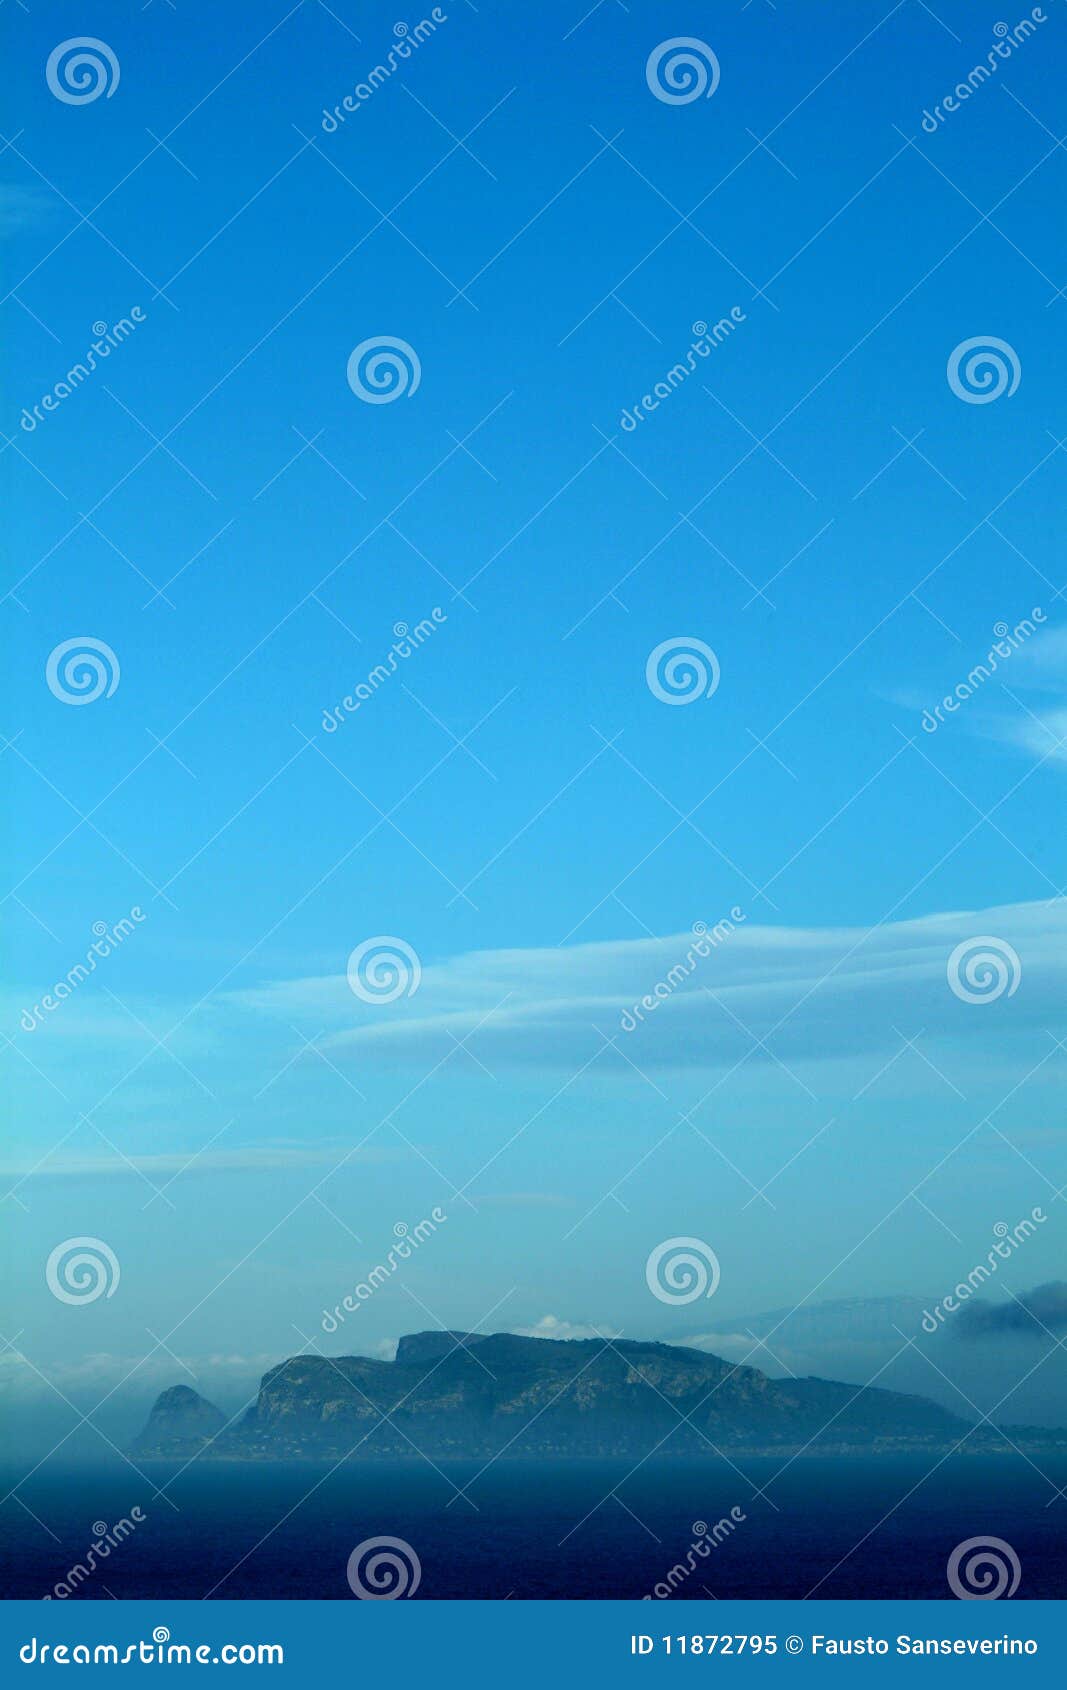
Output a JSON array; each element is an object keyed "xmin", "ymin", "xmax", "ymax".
[{"xmin": 957, "ymin": 1283, "xmax": 1067, "ymax": 1339}]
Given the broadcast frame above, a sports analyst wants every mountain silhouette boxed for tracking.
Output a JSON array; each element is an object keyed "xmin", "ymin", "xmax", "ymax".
[{"xmin": 130, "ymin": 1330, "xmax": 1065, "ymax": 1461}]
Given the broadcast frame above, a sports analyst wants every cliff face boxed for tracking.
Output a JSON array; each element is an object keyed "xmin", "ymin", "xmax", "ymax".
[
  {"xmin": 244, "ymin": 1336, "xmax": 781, "ymax": 1454},
  {"xmin": 131, "ymin": 1332, "xmax": 974, "ymax": 1461}
]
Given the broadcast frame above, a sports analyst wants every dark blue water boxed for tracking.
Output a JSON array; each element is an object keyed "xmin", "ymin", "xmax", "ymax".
[{"xmin": 2, "ymin": 1456, "xmax": 1064, "ymax": 1599}]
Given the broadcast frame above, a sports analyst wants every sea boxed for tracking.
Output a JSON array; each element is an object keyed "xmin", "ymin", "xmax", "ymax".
[{"xmin": 2, "ymin": 1454, "xmax": 1064, "ymax": 1600}]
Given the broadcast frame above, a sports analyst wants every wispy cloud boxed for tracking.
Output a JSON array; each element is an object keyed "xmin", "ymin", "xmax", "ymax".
[
  {"xmin": 0, "ymin": 184, "xmax": 56, "ymax": 236},
  {"xmin": 229, "ymin": 899, "xmax": 1067, "ymax": 1072},
  {"xmin": 0, "ymin": 1347, "xmax": 278, "ymax": 1399},
  {"xmin": 509, "ymin": 1314, "xmax": 621, "ymax": 1342},
  {"xmin": 0, "ymin": 1143, "xmax": 400, "ymax": 1182},
  {"xmin": 987, "ymin": 623, "xmax": 1067, "ymax": 764}
]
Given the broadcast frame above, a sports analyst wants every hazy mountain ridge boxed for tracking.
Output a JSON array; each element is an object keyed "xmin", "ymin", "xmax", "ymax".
[
  {"xmin": 130, "ymin": 1330, "xmax": 1067, "ymax": 1462},
  {"xmin": 683, "ymin": 1292, "xmax": 1067, "ymax": 1427}
]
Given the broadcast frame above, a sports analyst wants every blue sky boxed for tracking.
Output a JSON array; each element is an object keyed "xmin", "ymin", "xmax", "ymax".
[{"xmin": 2, "ymin": 0, "xmax": 1066, "ymax": 1426}]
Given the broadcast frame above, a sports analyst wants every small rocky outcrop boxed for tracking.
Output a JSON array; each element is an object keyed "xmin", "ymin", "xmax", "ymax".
[{"xmin": 131, "ymin": 1384, "xmax": 227, "ymax": 1458}]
